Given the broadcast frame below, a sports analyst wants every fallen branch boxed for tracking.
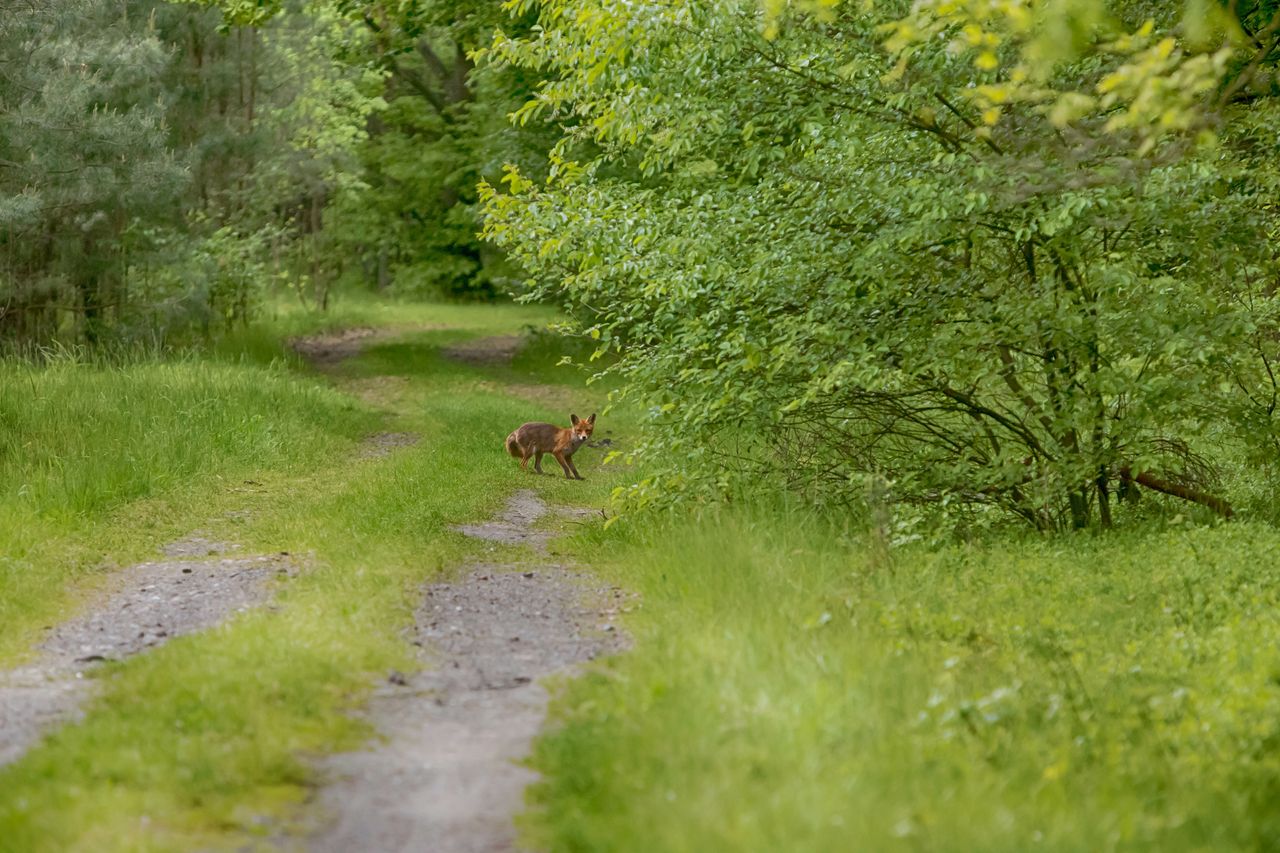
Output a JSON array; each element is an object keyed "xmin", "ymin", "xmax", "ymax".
[{"xmin": 1118, "ymin": 466, "xmax": 1234, "ymax": 519}]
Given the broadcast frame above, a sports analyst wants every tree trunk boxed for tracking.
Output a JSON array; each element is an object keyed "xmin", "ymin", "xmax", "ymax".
[
  {"xmin": 1118, "ymin": 467, "xmax": 1234, "ymax": 519},
  {"xmin": 377, "ymin": 247, "xmax": 390, "ymax": 291},
  {"xmin": 1096, "ymin": 468, "xmax": 1113, "ymax": 529},
  {"xmin": 1067, "ymin": 489, "xmax": 1090, "ymax": 530}
]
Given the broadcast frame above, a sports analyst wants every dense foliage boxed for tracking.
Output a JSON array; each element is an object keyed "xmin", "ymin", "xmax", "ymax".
[
  {"xmin": 315, "ymin": 0, "xmax": 554, "ymax": 298},
  {"xmin": 0, "ymin": 0, "xmax": 547, "ymax": 345},
  {"xmin": 0, "ymin": 0, "xmax": 187, "ymax": 342},
  {"xmin": 481, "ymin": 0, "xmax": 1280, "ymax": 528},
  {"xmin": 0, "ymin": 0, "xmax": 358, "ymax": 341}
]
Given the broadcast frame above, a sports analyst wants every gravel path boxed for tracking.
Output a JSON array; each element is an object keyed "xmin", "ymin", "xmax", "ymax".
[
  {"xmin": 0, "ymin": 328, "xmax": 406, "ymax": 770},
  {"xmin": 2, "ymin": 329, "xmax": 622, "ymax": 853},
  {"xmin": 0, "ymin": 548, "xmax": 293, "ymax": 767},
  {"xmin": 299, "ymin": 491, "xmax": 625, "ymax": 853}
]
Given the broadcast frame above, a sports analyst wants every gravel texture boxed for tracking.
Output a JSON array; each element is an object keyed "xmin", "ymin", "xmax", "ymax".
[
  {"xmin": 298, "ymin": 491, "xmax": 624, "ymax": 853},
  {"xmin": 0, "ymin": 550, "xmax": 293, "ymax": 767}
]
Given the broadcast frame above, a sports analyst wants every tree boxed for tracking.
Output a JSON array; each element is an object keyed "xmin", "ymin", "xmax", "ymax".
[
  {"xmin": 482, "ymin": 0, "xmax": 1280, "ymax": 528},
  {"xmin": 0, "ymin": 0, "xmax": 398, "ymax": 343},
  {"xmin": 203, "ymin": 0, "xmax": 557, "ymax": 298},
  {"xmin": 320, "ymin": 0, "xmax": 554, "ymax": 297},
  {"xmin": 0, "ymin": 0, "xmax": 186, "ymax": 342}
]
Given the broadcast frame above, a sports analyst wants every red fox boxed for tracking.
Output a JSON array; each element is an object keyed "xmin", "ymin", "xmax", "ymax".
[{"xmin": 505, "ymin": 413, "xmax": 596, "ymax": 480}]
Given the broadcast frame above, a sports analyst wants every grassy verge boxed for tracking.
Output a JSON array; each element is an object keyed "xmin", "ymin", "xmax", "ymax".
[
  {"xmin": 0, "ymin": 299, "xmax": 628, "ymax": 850},
  {"xmin": 525, "ymin": 509, "xmax": 1280, "ymax": 852},
  {"xmin": 0, "ymin": 357, "xmax": 373, "ymax": 664}
]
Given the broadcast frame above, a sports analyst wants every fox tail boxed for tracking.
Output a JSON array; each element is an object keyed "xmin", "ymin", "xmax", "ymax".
[{"xmin": 504, "ymin": 432, "xmax": 521, "ymax": 458}]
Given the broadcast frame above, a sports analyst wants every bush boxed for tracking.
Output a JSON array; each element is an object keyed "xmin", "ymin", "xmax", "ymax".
[{"xmin": 481, "ymin": 0, "xmax": 1280, "ymax": 529}]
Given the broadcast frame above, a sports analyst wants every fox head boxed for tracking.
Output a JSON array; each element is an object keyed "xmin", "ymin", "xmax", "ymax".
[{"xmin": 570, "ymin": 413, "xmax": 596, "ymax": 445}]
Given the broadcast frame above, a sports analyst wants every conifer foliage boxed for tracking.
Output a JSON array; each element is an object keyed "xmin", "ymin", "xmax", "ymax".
[
  {"xmin": 0, "ymin": 0, "xmax": 184, "ymax": 342},
  {"xmin": 0, "ymin": 0, "xmax": 542, "ymax": 344}
]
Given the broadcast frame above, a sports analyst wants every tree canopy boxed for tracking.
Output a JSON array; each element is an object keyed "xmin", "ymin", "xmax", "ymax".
[
  {"xmin": 0, "ymin": 0, "xmax": 552, "ymax": 344},
  {"xmin": 481, "ymin": 0, "xmax": 1280, "ymax": 528}
]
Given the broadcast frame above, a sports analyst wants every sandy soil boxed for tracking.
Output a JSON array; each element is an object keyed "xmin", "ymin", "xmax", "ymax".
[{"xmin": 294, "ymin": 491, "xmax": 624, "ymax": 853}]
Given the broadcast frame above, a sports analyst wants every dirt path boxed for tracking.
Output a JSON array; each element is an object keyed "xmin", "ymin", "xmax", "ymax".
[
  {"xmin": 288, "ymin": 327, "xmax": 396, "ymax": 369},
  {"xmin": 1, "ymin": 326, "xmax": 625, "ymax": 849},
  {"xmin": 441, "ymin": 335, "xmax": 523, "ymax": 367},
  {"xmin": 296, "ymin": 491, "xmax": 625, "ymax": 853},
  {"xmin": 0, "ymin": 540, "xmax": 294, "ymax": 767},
  {"xmin": 0, "ymin": 330, "xmax": 430, "ymax": 770}
]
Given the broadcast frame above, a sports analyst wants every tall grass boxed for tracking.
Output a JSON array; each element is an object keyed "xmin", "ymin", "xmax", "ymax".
[
  {"xmin": 0, "ymin": 308, "xmax": 634, "ymax": 850},
  {"xmin": 1, "ymin": 357, "xmax": 367, "ymax": 517},
  {"xmin": 0, "ymin": 353, "xmax": 374, "ymax": 663},
  {"xmin": 526, "ymin": 509, "xmax": 1280, "ymax": 852}
]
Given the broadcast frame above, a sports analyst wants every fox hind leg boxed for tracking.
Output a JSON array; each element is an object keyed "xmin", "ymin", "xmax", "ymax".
[{"xmin": 534, "ymin": 451, "xmax": 545, "ymax": 474}]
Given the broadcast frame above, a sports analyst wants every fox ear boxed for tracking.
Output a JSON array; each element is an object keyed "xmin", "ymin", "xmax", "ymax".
[
  {"xmin": 570, "ymin": 414, "xmax": 580, "ymax": 425},
  {"xmin": 588, "ymin": 413, "xmax": 596, "ymax": 424}
]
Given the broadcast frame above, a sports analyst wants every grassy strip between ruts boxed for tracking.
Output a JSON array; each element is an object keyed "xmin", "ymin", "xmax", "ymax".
[
  {"xmin": 524, "ymin": 508, "xmax": 1280, "ymax": 852},
  {"xmin": 0, "ymin": 300, "xmax": 625, "ymax": 851}
]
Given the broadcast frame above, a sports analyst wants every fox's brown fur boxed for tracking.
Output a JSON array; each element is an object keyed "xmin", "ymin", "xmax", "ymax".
[{"xmin": 505, "ymin": 413, "xmax": 595, "ymax": 480}]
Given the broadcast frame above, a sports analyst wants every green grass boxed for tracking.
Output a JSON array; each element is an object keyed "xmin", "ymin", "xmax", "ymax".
[
  {"xmin": 24, "ymin": 293, "xmax": 1275, "ymax": 852},
  {"xmin": 0, "ymin": 297, "xmax": 567, "ymax": 666},
  {"xmin": 0, "ymin": 357, "xmax": 374, "ymax": 664},
  {"xmin": 524, "ymin": 509, "xmax": 1280, "ymax": 852},
  {"xmin": 0, "ymin": 299, "xmax": 631, "ymax": 851}
]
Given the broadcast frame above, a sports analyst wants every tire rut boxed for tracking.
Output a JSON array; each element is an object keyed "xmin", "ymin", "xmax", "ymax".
[
  {"xmin": 295, "ymin": 490, "xmax": 626, "ymax": 853},
  {"xmin": 0, "ymin": 545, "xmax": 295, "ymax": 767}
]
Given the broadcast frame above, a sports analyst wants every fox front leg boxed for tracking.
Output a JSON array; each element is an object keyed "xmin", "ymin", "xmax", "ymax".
[{"xmin": 553, "ymin": 451, "xmax": 575, "ymax": 479}]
